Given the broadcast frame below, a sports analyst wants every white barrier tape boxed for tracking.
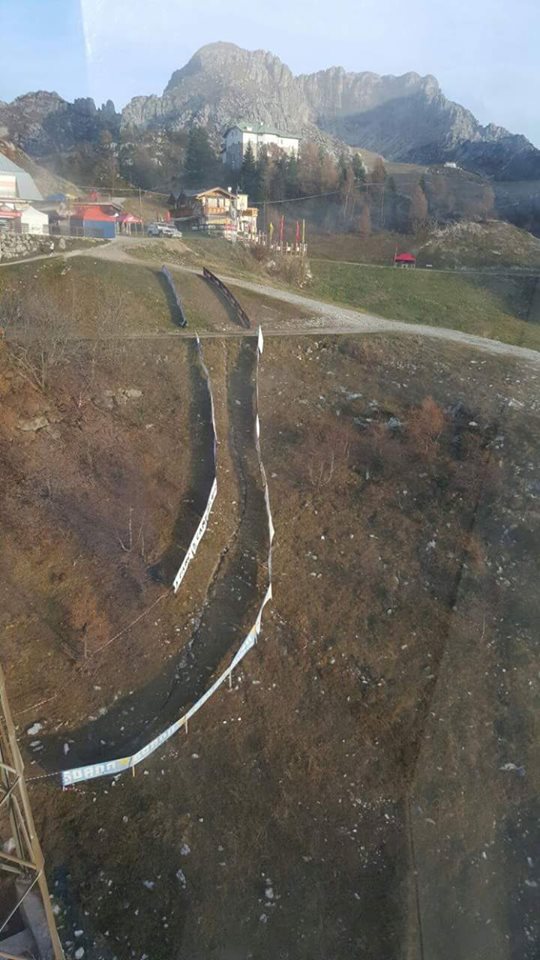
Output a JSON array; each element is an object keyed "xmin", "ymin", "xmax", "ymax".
[
  {"xmin": 60, "ymin": 327, "xmax": 273, "ymax": 789},
  {"xmin": 173, "ymin": 479, "xmax": 217, "ymax": 593},
  {"xmin": 172, "ymin": 335, "xmax": 218, "ymax": 593},
  {"xmin": 61, "ymin": 585, "xmax": 273, "ymax": 788}
]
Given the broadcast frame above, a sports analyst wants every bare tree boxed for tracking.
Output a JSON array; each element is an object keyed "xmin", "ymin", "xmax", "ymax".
[
  {"xmin": 1, "ymin": 287, "xmax": 75, "ymax": 392},
  {"xmin": 409, "ymin": 183, "xmax": 429, "ymax": 231},
  {"xmin": 358, "ymin": 203, "xmax": 372, "ymax": 239}
]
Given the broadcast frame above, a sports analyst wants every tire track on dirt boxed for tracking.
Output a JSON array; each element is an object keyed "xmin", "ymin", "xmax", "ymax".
[{"xmin": 38, "ymin": 338, "xmax": 267, "ymax": 771}]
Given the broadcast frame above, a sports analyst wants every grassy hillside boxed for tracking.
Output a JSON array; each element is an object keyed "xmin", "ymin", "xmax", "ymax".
[
  {"xmin": 0, "ymin": 256, "xmax": 176, "ymax": 335},
  {"xmin": 309, "ymin": 221, "xmax": 540, "ymax": 269},
  {"xmin": 2, "ymin": 331, "xmax": 537, "ymax": 959},
  {"xmin": 309, "ymin": 260, "xmax": 540, "ymax": 350}
]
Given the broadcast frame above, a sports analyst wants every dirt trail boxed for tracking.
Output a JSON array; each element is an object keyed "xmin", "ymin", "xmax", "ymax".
[
  {"xmin": 39, "ymin": 339, "xmax": 268, "ymax": 771},
  {"xmin": 3, "ymin": 237, "xmax": 538, "ymax": 362}
]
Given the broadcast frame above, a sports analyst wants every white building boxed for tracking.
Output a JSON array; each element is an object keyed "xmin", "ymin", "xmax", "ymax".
[
  {"xmin": 0, "ymin": 152, "xmax": 46, "ymax": 233},
  {"xmin": 223, "ymin": 122, "xmax": 300, "ymax": 170},
  {"xmin": 0, "ymin": 153, "xmax": 43, "ymax": 205}
]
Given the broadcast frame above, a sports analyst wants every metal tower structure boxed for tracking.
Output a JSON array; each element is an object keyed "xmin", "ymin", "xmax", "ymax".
[{"xmin": 0, "ymin": 665, "xmax": 63, "ymax": 960}]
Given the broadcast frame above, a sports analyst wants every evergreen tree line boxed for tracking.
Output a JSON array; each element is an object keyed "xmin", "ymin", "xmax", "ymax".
[{"xmin": 51, "ymin": 122, "xmax": 495, "ymax": 234}]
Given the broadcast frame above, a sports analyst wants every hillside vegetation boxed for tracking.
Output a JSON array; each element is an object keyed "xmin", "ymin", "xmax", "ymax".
[
  {"xmin": 309, "ymin": 260, "xmax": 540, "ymax": 349},
  {"xmin": 1, "ymin": 328, "xmax": 537, "ymax": 960}
]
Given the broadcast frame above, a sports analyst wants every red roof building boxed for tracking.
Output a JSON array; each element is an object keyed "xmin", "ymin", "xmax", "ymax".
[{"xmin": 70, "ymin": 204, "xmax": 119, "ymax": 239}]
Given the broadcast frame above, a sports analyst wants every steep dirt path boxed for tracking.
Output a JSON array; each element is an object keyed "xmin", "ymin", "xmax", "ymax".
[
  {"xmin": 39, "ymin": 339, "xmax": 268, "ymax": 771},
  {"xmin": 148, "ymin": 338, "xmax": 215, "ymax": 586}
]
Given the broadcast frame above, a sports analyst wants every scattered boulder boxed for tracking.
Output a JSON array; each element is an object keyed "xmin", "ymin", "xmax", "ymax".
[
  {"xmin": 103, "ymin": 387, "xmax": 143, "ymax": 407},
  {"xmin": 18, "ymin": 415, "xmax": 49, "ymax": 432}
]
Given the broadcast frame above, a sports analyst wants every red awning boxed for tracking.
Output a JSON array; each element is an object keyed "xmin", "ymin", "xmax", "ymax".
[
  {"xmin": 0, "ymin": 209, "xmax": 22, "ymax": 219},
  {"xmin": 73, "ymin": 205, "xmax": 118, "ymax": 222},
  {"xmin": 394, "ymin": 252, "xmax": 416, "ymax": 262}
]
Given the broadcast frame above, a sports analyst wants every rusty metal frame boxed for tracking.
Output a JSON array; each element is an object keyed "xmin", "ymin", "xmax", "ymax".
[{"xmin": 0, "ymin": 666, "xmax": 63, "ymax": 958}]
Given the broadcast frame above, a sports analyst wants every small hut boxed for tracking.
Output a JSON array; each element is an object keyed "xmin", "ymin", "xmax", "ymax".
[
  {"xmin": 118, "ymin": 212, "xmax": 143, "ymax": 235},
  {"xmin": 394, "ymin": 252, "xmax": 417, "ymax": 268},
  {"xmin": 70, "ymin": 205, "xmax": 118, "ymax": 239},
  {"xmin": 20, "ymin": 205, "xmax": 49, "ymax": 235}
]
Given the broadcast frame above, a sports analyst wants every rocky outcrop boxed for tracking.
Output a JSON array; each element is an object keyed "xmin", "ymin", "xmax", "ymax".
[
  {"xmin": 0, "ymin": 92, "xmax": 120, "ymax": 156},
  {"xmin": 121, "ymin": 42, "xmax": 540, "ymax": 179},
  {"xmin": 3, "ymin": 42, "xmax": 539, "ymax": 181}
]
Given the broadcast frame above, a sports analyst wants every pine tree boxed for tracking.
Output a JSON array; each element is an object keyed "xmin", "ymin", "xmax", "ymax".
[
  {"xmin": 239, "ymin": 142, "xmax": 258, "ymax": 198},
  {"xmin": 371, "ymin": 157, "xmax": 387, "ymax": 183},
  {"xmin": 285, "ymin": 153, "xmax": 299, "ymax": 198},
  {"xmin": 270, "ymin": 155, "xmax": 288, "ymax": 201},
  {"xmin": 340, "ymin": 166, "xmax": 359, "ymax": 222},
  {"xmin": 184, "ymin": 127, "xmax": 217, "ymax": 188},
  {"xmin": 94, "ymin": 129, "xmax": 118, "ymax": 188},
  {"xmin": 255, "ymin": 147, "xmax": 270, "ymax": 203},
  {"xmin": 409, "ymin": 183, "xmax": 429, "ymax": 228},
  {"xmin": 338, "ymin": 153, "xmax": 349, "ymax": 185},
  {"xmin": 352, "ymin": 153, "xmax": 366, "ymax": 182}
]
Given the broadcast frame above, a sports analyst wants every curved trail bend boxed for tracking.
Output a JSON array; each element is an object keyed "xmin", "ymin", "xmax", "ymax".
[{"xmin": 38, "ymin": 337, "xmax": 268, "ymax": 774}]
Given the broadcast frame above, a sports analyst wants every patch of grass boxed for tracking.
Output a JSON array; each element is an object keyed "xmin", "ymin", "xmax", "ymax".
[
  {"xmin": 0, "ymin": 256, "xmax": 176, "ymax": 334},
  {"xmin": 309, "ymin": 230, "xmax": 413, "ymax": 265},
  {"xmin": 309, "ymin": 260, "xmax": 540, "ymax": 350}
]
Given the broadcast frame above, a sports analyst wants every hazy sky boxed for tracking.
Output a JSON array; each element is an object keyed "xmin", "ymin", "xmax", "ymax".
[{"xmin": 1, "ymin": 0, "xmax": 538, "ymax": 145}]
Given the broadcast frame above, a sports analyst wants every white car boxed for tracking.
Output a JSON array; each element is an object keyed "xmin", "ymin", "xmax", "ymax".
[{"xmin": 147, "ymin": 222, "xmax": 182, "ymax": 238}]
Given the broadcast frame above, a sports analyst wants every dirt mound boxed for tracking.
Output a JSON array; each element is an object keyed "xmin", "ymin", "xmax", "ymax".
[{"xmin": 419, "ymin": 220, "xmax": 540, "ymax": 268}]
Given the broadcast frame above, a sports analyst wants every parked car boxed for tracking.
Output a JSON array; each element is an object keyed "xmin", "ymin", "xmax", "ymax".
[{"xmin": 147, "ymin": 222, "xmax": 182, "ymax": 238}]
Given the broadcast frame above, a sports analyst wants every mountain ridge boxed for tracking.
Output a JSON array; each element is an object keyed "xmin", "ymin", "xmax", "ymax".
[
  {"xmin": 1, "ymin": 41, "xmax": 539, "ymax": 180},
  {"xmin": 122, "ymin": 42, "xmax": 540, "ymax": 179}
]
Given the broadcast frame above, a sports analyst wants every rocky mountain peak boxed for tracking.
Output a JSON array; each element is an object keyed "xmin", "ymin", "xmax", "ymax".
[{"xmin": 2, "ymin": 42, "xmax": 538, "ymax": 181}]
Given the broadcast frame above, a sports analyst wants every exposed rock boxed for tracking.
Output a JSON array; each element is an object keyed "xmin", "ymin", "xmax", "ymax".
[
  {"xmin": 103, "ymin": 387, "xmax": 143, "ymax": 406},
  {"xmin": 0, "ymin": 92, "xmax": 120, "ymax": 155},
  {"xmin": 2, "ymin": 43, "xmax": 539, "ymax": 181},
  {"xmin": 120, "ymin": 42, "xmax": 540, "ymax": 180},
  {"xmin": 19, "ymin": 416, "xmax": 49, "ymax": 432}
]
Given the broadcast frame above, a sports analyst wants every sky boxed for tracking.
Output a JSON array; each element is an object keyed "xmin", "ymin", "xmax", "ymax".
[{"xmin": 0, "ymin": 0, "xmax": 538, "ymax": 146}]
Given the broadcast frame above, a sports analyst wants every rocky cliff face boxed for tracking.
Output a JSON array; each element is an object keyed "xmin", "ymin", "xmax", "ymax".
[
  {"xmin": 0, "ymin": 93, "xmax": 120, "ymax": 156},
  {"xmin": 2, "ymin": 42, "xmax": 538, "ymax": 181},
  {"xmin": 121, "ymin": 42, "xmax": 540, "ymax": 178}
]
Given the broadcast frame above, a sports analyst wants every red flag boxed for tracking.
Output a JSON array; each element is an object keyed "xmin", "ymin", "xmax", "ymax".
[{"xmin": 295, "ymin": 220, "xmax": 301, "ymax": 244}]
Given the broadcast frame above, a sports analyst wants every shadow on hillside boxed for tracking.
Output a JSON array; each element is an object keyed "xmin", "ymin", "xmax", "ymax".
[{"xmin": 147, "ymin": 337, "xmax": 215, "ymax": 586}]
